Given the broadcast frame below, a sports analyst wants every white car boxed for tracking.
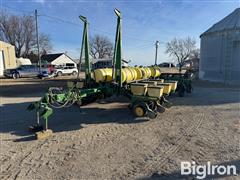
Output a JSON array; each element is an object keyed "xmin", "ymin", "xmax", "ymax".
[{"xmin": 55, "ymin": 66, "xmax": 78, "ymax": 76}]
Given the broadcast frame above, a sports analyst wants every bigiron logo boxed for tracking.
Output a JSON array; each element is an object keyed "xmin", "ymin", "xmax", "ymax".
[{"xmin": 181, "ymin": 161, "xmax": 238, "ymax": 179}]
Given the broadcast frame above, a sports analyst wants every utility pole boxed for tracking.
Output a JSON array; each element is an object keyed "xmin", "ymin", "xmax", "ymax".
[
  {"xmin": 35, "ymin": 9, "xmax": 41, "ymax": 72},
  {"xmin": 155, "ymin": 40, "xmax": 159, "ymax": 65}
]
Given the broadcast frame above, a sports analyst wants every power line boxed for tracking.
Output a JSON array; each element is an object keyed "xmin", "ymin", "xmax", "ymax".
[
  {"xmin": 40, "ymin": 14, "xmax": 80, "ymax": 27},
  {"xmin": 1, "ymin": 5, "xmax": 167, "ymax": 45},
  {"xmin": 1, "ymin": 5, "xmax": 34, "ymax": 14},
  {"xmin": 40, "ymin": 14, "xmax": 162, "ymax": 44}
]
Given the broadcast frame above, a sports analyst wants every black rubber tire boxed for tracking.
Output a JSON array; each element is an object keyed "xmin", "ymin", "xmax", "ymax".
[
  {"xmin": 57, "ymin": 71, "xmax": 62, "ymax": 76},
  {"xmin": 157, "ymin": 106, "xmax": 165, "ymax": 113},
  {"xmin": 72, "ymin": 71, "xmax": 77, "ymax": 76},
  {"xmin": 148, "ymin": 111, "xmax": 157, "ymax": 119},
  {"xmin": 12, "ymin": 73, "xmax": 20, "ymax": 79}
]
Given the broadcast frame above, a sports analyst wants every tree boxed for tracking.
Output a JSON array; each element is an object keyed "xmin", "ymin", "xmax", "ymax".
[
  {"xmin": 90, "ymin": 34, "xmax": 113, "ymax": 59},
  {"xmin": 190, "ymin": 48, "xmax": 200, "ymax": 59},
  {"xmin": 165, "ymin": 37, "xmax": 197, "ymax": 72},
  {"xmin": 0, "ymin": 12, "xmax": 52, "ymax": 58}
]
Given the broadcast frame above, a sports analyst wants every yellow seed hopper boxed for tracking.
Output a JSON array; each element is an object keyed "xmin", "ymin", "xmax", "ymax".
[
  {"xmin": 147, "ymin": 85, "xmax": 164, "ymax": 98},
  {"xmin": 139, "ymin": 80, "xmax": 157, "ymax": 86},
  {"xmin": 157, "ymin": 83, "xmax": 172, "ymax": 95},
  {"xmin": 165, "ymin": 80, "xmax": 178, "ymax": 92},
  {"xmin": 130, "ymin": 83, "xmax": 148, "ymax": 96}
]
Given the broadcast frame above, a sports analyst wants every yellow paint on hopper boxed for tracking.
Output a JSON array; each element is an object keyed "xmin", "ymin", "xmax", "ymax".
[
  {"xmin": 150, "ymin": 66, "xmax": 161, "ymax": 78},
  {"xmin": 157, "ymin": 83, "xmax": 172, "ymax": 95},
  {"xmin": 165, "ymin": 80, "xmax": 178, "ymax": 91},
  {"xmin": 126, "ymin": 67, "xmax": 137, "ymax": 81},
  {"xmin": 140, "ymin": 68, "xmax": 147, "ymax": 79},
  {"xmin": 134, "ymin": 67, "xmax": 143, "ymax": 80},
  {"xmin": 140, "ymin": 81, "xmax": 157, "ymax": 86},
  {"xmin": 94, "ymin": 68, "xmax": 113, "ymax": 83},
  {"xmin": 121, "ymin": 70, "xmax": 127, "ymax": 83},
  {"xmin": 131, "ymin": 67, "xmax": 138, "ymax": 80},
  {"xmin": 130, "ymin": 83, "xmax": 148, "ymax": 96},
  {"xmin": 123, "ymin": 68, "xmax": 132, "ymax": 82},
  {"xmin": 144, "ymin": 67, "xmax": 151, "ymax": 78},
  {"xmin": 147, "ymin": 85, "xmax": 164, "ymax": 98},
  {"xmin": 94, "ymin": 66, "xmax": 163, "ymax": 84}
]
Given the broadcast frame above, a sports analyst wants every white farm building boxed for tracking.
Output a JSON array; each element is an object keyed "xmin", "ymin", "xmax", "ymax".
[
  {"xmin": 41, "ymin": 53, "xmax": 76, "ymax": 67},
  {"xmin": 199, "ymin": 8, "xmax": 240, "ymax": 84}
]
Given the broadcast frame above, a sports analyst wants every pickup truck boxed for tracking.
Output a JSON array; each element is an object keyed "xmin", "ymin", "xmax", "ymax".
[{"xmin": 4, "ymin": 65, "xmax": 44, "ymax": 79}]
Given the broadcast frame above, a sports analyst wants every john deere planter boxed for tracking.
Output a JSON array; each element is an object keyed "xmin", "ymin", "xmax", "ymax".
[{"xmin": 28, "ymin": 9, "xmax": 192, "ymax": 139}]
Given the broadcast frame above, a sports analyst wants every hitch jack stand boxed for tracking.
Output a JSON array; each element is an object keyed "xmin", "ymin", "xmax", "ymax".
[
  {"xmin": 29, "ymin": 111, "xmax": 44, "ymax": 132},
  {"xmin": 35, "ymin": 116, "xmax": 53, "ymax": 140},
  {"xmin": 35, "ymin": 106, "xmax": 53, "ymax": 140}
]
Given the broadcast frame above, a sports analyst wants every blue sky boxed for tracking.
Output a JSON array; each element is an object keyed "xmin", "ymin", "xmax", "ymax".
[{"xmin": 1, "ymin": 0, "xmax": 239, "ymax": 65}]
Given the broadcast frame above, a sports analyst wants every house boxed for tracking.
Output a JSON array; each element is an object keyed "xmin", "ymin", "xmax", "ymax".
[
  {"xmin": 41, "ymin": 53, "xmax": 76, "ymax": 67},
  {"xmin": 0, "ymin": 41, "xmax": 17, "ymax": 76},
  {"xmin": 91, "ymin": 58, "xmax": 129, "ymax": 70}
]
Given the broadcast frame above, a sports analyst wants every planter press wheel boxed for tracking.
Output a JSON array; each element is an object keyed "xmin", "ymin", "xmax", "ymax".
[
  {"xmin": 147, "ymin": 110, "xmax": 157, "ymax": 119},
  {"xmin": 156, "ymin": 100, "xmax": 165, "ymax": 113},
  {"xmin": 145, "ymin": 102, "xmax": 157, "ymax": 119},
  {"xmin": 132, "ymin": 103, "xmax": 147, "ymax": 117},
  {"xmin": 148, "ymin": 101, "xmax": 157, "ymax": 111}
]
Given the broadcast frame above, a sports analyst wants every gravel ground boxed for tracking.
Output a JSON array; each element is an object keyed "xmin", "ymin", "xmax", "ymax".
[{"xmin": 0, "ymin": 79, "xmax": 239, "ymax": 179}]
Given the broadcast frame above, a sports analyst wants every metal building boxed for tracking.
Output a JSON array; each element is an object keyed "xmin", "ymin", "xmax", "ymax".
[
  {"xmin": 199, "ymin": 8, "xmax": 240, "ymax": 84},
  {"xmin": 0, "ymin": 41, "xmax": 17, "ymax": 76}
]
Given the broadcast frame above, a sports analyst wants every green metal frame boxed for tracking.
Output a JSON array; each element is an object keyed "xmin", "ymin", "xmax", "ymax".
[
  {"xmin": 27, "ymin": 9, "xmax": 181, "ymax": 132},
  {"xmin": 113, "ymin": 9, "xmax": 122, "ymax": 88},
  {"xmin": 79, "ymin": 15, "xmax": 91, "ymax": 84}
]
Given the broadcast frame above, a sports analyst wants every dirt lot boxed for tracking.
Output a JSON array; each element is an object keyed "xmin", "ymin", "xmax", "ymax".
[{"xmin": 0, "ymin": 78, "xmax": 239, "ymax": 179}]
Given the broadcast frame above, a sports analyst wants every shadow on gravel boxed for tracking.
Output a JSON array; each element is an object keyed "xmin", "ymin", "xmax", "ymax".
[
  {"xmin": 139, "ymin": 159, "xmax": 240, "ymax": 180},
  {"xmin": 0, "ymin": 100, "xmax": 148, "ymax": 141},
  {"xmin": 0, "ymin": 81, "xmax": 68, "ymax": 98},
  {"xmin": 169, "ymin": 87, "xmax": 240, "ymax": 107}
]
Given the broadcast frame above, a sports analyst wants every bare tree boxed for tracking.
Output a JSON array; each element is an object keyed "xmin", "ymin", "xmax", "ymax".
[
  {"xmin": 165, "ymin": 37, "xmax": 196, "ymax": 72},
  {"xmin": 90, "ymin": 34, "xmax": 113, "ymax": 59},
  {"xmin": 190, "ymin": 48, "xmax": 200, "ymax": 59},
  {"xmin": 0, "ymin": 12, "xmax": 52, "ymax": 58},
  {"xmin": 38, "ymin": 33, "xmax": 52, "ymax": 55}
]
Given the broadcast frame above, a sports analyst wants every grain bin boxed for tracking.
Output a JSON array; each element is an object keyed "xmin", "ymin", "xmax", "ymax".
[{"xmin": 200, "ymin": 8, "xmax": 240, "ymax": 85}]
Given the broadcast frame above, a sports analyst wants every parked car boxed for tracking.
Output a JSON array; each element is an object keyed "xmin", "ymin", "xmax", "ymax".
[
  {"xmin": 54, "ymin": 66, "xmax": 78, "ymax": 76},
  {"xmin": 158, "ymin": 62, "xmax": 175, "ymax": 67},
  {"xmin": 37, "ymin": 70, "xmax": 49, "ymax": 79},
  {"xmin": 4, "ymin": 65, "xmax": 41, "ymax": 79}
]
